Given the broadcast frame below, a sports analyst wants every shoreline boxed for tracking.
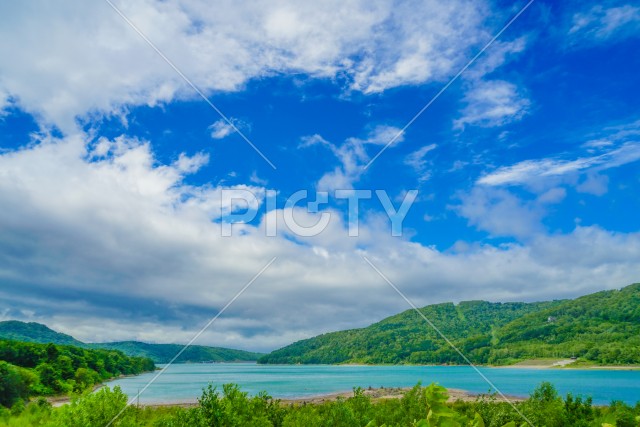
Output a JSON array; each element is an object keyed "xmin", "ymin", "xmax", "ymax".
[
  {"xmin": 299, "ymin": 360, "xmax": 640, "ymax": 371},
  {"xmin": 140, "ymin": 386, "xmax": 527, "ymax": 408},
  {"xmin": 47, "ymin": 370, "xmax": 154, "ymax": 407}
]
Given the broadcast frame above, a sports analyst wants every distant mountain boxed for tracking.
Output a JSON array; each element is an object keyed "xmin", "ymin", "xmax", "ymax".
[
  {"xmin": 259, "ymin": 283, "xmax": 640, "ymax": 366},
  {"xmin": 90, "ymin": 341, "xmax": 264, "ymax": 364},
  {"xmin": 0, "ymin": 320, "xmax": 85, "ymax": 347},
  {"xmin": 0, "ymin": 320, "xmax": 263, "ymax": 363}
]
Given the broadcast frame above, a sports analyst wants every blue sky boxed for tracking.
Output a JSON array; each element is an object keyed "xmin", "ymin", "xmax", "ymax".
[{"xmin": 0, "ymin": 0, "xmax": 638, "ymax": 351}]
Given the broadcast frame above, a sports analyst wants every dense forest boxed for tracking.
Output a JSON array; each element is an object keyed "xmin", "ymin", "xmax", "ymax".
[
  {"xmin": 1, "ymin": 382, "xmax": 638, "ymax": 426},
  {"xmin": 0, "ymin": 321, "xmax": 263, "ymax": 363},
  {"xmin": 90, "ymin": 341, "xmax": 264, "ymax": 364},
  {"xmin": 0, "ymin": 322, "xmax": 84, "ymax": 347},
  {"xmin": 0, "ymin": 339, "xmax": 155, "ymax": 408},
  {"xmin": 259, "ymin": 283, "xmax": 640, "ymax": 366}
]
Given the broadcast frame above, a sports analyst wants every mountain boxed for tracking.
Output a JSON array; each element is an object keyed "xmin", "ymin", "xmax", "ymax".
[
  {"xmin": 90, "ymin": 341, "xmax": 264, "ymax": 364},
  {"xmin": 0, "ymin": 321, "xmax": 263, "ymax": 364},
  {"xmin": 488, "ymin": 283, "xmax": 640, "ymax": 365},
  {"xmin": 0, "ymin": 320, "xmax": 85, "ymax": 347},
  {"xmin": 259, "ymin": 283, "xmax": 640, "ymax": 366}
]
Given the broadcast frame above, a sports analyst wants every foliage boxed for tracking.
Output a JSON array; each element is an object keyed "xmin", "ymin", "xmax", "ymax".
[
  {"xmin": 2, "ymin": 382, "xmax": 639, "ymax": 427},
  {"xmin": 0, "ymin": 321, "xmax": 263, "ymax": 364},
  {"xmin": 259, "ymin": 283, "xmax": 640, "ymax": 366},
  {"xmin": 90, "ymin": 341, "xmax": 264, "ymax": 364},
  {"xmin": 0, "ymin": 362, "xmax": 35, "ymax": 408},
  {"xmin": 0, "ymin": 339, "xmax": 155, "ymax": 406},
  {"xmin": 46, "ymin": 386, "xmax": 136, "ymax": 427},
  {"xmin": 0, "ymin": 321, "xmax": 84, "ymax": 347}
]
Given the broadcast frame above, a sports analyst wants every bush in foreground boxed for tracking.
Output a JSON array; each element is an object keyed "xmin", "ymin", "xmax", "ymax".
[{"xmin": 2, "ymin": 382, "xmax": 639, "ymax": 427}]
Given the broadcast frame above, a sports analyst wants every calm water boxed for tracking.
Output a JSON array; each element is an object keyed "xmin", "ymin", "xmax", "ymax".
[{"xmin": 105, "ymin": 363, "xmax": 640, "ymax": 405}]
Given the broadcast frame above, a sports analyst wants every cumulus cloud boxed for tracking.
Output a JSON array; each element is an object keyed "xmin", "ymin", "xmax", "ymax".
[
  {"xmin": 301, "ymin": 125, "xmax": 404, "ymax": 191},
  {"xmin": 0, "ymin": 0, "xmax": 491, "ymax": 131},
  {"xmin": 456, "ymin": 187, "xmax": 543, "ymax": 239},
  {"xmin": 454, "ymin": 37, "xmax": 529, "ymax": 130},
  {"xmin": 209, "ymin": 120, "xmax": 236, "ymax": 139},
  {"xmin": 569, "ymin": 4, "xmax": 640, "ymax": 41},
  {"xmin": 208, "ymin": 118, "xmax": 250, "ymax": 140},
  {"xmin": 2, "ymin": 133, "xmax": 639, "ymax": 351},
  {"xmin": 455, "ymin": 80, "xmax": 530, "ymax": 128}
]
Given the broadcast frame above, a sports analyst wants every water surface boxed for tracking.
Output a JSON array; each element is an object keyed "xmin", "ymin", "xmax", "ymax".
[{"xmin": 105, "ymin": 363, "xmax": 640, "ymax": 405}]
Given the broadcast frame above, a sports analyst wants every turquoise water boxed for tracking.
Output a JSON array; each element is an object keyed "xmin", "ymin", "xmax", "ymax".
[{"xmin": 105, "ymin": 363, "xmax": 640, "ymax": 405}]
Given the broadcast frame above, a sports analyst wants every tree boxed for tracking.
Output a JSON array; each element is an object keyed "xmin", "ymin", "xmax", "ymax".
[{"xmin": 0, "ymin": 361, "xmax": 34, "ymax": 407}]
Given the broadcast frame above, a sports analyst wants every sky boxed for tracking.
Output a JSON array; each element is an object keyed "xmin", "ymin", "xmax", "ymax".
[{"xmin": 0, "ymin": 0, "xmax": 639, "ymax": 352}]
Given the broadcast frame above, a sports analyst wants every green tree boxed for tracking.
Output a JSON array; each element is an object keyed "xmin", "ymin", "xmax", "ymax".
[{"xmin": 0, "ymin": 361, "xmax": 34, "ymax": 407}]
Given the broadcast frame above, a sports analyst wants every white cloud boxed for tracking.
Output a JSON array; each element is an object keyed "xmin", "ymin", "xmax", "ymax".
[
  {"xmin": 537, "ymin": 187, "xmax": 567, "ymax": 204},
  {"xmin": 0, "ymin": 90, "xmax": 10, "ymax": 114},
  {"xmin": 478, "ymin": 141, "xmax": 640, "ymax": 187},
  {"xmin": 464, "ymin": 37, "xmax": 527, "ymax": 80},
  {"xmin": 0, "ymin": 0, "xmax": 492, "ymax": 131},
  {"xmin": 209, "ymin": 120, "xmax": 235, "ymax": 139},
  {"xmin": 208, "ymin": 118, "xmax": 250, "ymax": 140},
  {"xmin": 174, "ymin": 151, "xmax": 210, "ymax": 173},
  {"xmin": 404, "ymin": 144, "xmax": 437, "ymax": 182},
  {"xmin": 577, "ymin": 172, "xmax": 609, "ymax": 196},
  {"xmin": 249, "ymin": 170, "xmax": 268, "ymax": 186},
  {"xmin": 569, "ymin": 4, "xmax": 640, "ymax": 41},
  {"xmin": 301, "ymin": 125, "xmax": 404, "ymax": 191},
  {"xmin": 456, "ymin": 187, "xmax": 543, "ymax": 239},
  {"xmin": 1, "ymin": 133, "xmax": 639, "ymax": 351},
  {"xmin": 455, "ymin": 80, "xmax": 530, "ymax": 128}
]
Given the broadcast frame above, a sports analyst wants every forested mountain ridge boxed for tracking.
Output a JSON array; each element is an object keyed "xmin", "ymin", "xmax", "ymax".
[
  {"xmin": 488, "ymin": 283, "xmax": 640, "ymax": 364},
  {"xmin": 259, "ymin": 299, "xmax": 563, "ymax": 364},
  {"xmin": 259, "ymin": 283, "xmax": 640, "ymax": 366},
  {"xmin": 0, "ymin": 321, "xmax": 85, "ymax": 347},
  {"xmin": 0, "ymin": 321, "xmax": 263, "ymax": 363},
  {"xmin": 90, "ymin": 341, "xmax": 264, "ymax": 364}
]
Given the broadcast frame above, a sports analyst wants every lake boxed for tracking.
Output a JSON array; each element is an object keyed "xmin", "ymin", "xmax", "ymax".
[{"xmin": 104, "ymin": 363, "xmax": 640, "ymax": 406}]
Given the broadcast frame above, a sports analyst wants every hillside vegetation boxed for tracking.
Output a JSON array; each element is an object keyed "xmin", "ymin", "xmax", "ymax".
[
  {"xmin": 90, "ymin": 341, "xmax": 263, "ymax": 364},
  {"xmin": 0, "ymin": 339, "xmax": 154, "ymax": 407},
  {"xmin": 2, "ymin": 382, "xmax": 639, "ymax": 427},
  {"xmin": 0, "ymin": 321, "xmax": 262, "ymax": 364},
  {"xmin": 0, "ymin": 321, "xmax": 84, "ymax": 347},
  {"xmin": 259, "ymin": 283, "xmax": 640, "ymax": 366}
]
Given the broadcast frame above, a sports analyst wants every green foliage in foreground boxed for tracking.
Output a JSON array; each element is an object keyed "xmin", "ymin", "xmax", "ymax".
[
  {"xmin": 259, "ymin": 283, "xmax": 640, "ymax": 366},
  {"xmin": 0, "ymin": 339, "xmax": 155, "ymax": 407},
  {"xmin": 1, "ymin": 382, "xmax": 639, "ymax": 427}
]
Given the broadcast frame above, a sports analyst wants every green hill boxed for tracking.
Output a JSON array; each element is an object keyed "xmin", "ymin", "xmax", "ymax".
[
  {"xmin": 488, "ymin": 283, "xmax": 640, "ymax": 365},
  {"xmin": 0, "ymin": 321, "xmax": 263, "ymax": 364},
  {"xmin": 90, "ymin": 341, "xmax": 264, "ymax": 364},
  {"xmin": 259, "ymin": 283, "xmax": 640, "ymax": 366},
  {"xmin": 0, "ymin": 321, "xmax": 85, "ymax": 347},
  {"xmin": 0, "ymin": 338, "xmax": 155, "ymax": 406}
]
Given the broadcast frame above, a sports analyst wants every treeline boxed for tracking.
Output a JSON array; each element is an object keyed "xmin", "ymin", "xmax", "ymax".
[
  {"xmin": 259, "ymin": 283, "xmax": 640, "ymax": 366},
  {"xmin": 90, "ymin": 341, "xmax": 264, "ymax": 364},
  {"xmin": 0, "ymin": 339, "xmax": 155, "ymax": 408},
  {"xmin": 0, "ymin": 321, "xmax": 264, "ymax": 364},
  {"xmin": 2, "ymin": 382, "xmax": 639, "ymax": 427}
]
